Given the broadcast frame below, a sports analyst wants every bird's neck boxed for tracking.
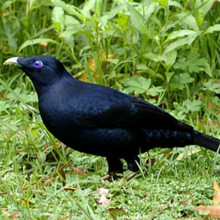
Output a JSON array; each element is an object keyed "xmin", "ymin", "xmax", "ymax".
[{"xmin": 33, "ymin": 72, "xmax": 75, "ymax": 97}]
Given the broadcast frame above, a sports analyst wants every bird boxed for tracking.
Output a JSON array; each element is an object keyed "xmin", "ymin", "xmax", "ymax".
[{"xmin": 4, "ymin": 55, "xmax": 220, "ymax": 173}]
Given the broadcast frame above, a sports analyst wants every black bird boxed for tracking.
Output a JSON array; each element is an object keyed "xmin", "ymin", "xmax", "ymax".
[{"xmin": 4, "ymin": 55, "xmax": 220, "ymax": 173}]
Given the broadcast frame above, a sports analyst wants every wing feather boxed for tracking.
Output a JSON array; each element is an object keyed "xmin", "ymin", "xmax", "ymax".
[{"xmin": 78, "ymin": 97, "xmax": 192, "ymax": 131}]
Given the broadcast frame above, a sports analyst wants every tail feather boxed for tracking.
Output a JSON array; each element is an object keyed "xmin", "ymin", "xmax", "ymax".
[{"xmin": 193, "ymin": 130, "xmax": 220, "ymax": 152}]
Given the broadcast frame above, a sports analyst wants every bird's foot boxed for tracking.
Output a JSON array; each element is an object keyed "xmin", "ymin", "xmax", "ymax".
[{"xmin": 102, "ymin": 170, "xmax": 124, "ymax": 181}]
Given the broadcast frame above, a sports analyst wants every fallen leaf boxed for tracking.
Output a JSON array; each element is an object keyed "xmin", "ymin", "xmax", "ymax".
[
  {"xmin": 118, "ymin": 171, "xmax": 138, "ymax": 186},
  {"xmin": 108, "ymin": 207, "xmax": 127, "ymax": 220},
  {"xmin": 194, "ymin": 205, "xmax": 220, "ymax": 219},
  {"xmin": 122, "ymin": 187, "xmax": 135, "ymax": 195},
  {"xmin": 58, "ymin": 216, "xmax": 69, "ymax": 220},
  {"xmin": 43, "ymin": 164, "xmax": 68, "ymax": 186},
  {"xmin": 40, "ymin": 42, "xmax": 48, "ymax": 47},
  {"xmin": 93, "ymin": 188, "xmax": 110, "ymax": 206},
  {"xmin": 9, "ymin": 211, "xmax": 19, "ymax": 219},
  {"xmin": 23, "ymin": 188, "xmax": 45, "ymax": 193},
  {"xmin": 214, "ymin": 180, "xmax": 220, "ymax": 191},
  {"xmin": 181, "ymin": 195, "xmax": 194, "ymax": 206},
  {"xmin": 195, "ymin": 119, "xmax": 220, "ymax": 128},
  {"xmin": 21, "ymin": 198, "xmax": 34, "ymax": 207},
  {"xmin": 164, "ymin": 199, "xmax": 174, "ymax": 206},
  {"xmin": 4, "ymin": 46, "xmax": 9, "ymax": 52},
  {"xmin": 57, "ymin": 165, "xmax": 66, "ymax": 182},
  {"xmin": 101, "ymin": 174, "xmax": 112, "ymax": 181},
  {"xmin": 213, "ymin": 180, "xmax": 220, "ymax": 205},
  {"xmin": 43, "ymin": 177, "xmax": 56, "ymax": 186},
  {"xmin": 81, "ymin": 53, "xmax": 116, "ymax": 82},
  {"xmin": 213, "ymin": 0, "xmax": 218, "ymax": 8},
  {"xmin": 69, "ymin": 166, "xmax": 87, "ymax": 176},
  {"xmin": 88, "ymin": 53, "xmax": 115, "ymax": 72},
  {"xmin": 163, "ymin": 150, "xmax": 171, "ymax": 157},
  {"xmin": 32, "ymin": 189, "xmax": 45, "ymax": 193},
  {"xmin": 64, "ymin": 187, "xmax": 78, "ymax": 192},
  {"xmin": 145, "ymin": 158, "xmax": 156, "ymax": 167},
  {"xmin": 135, "ymin": 71, "xmax": 141, "ymax": 76},
  {"xmin": 55, "ymin": 142, "xmax": 61, "ymax": 147},
  {"xmin": 43, "ymin": 142, "xmax": 52, "ymax": 148}
]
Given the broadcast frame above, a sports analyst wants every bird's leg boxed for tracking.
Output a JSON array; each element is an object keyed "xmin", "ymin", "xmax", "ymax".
[
  {"xmin": 101, "ymin": 157, "xmax": 123, "ymax": 181},
  {"xmin": 126, "ymin": 156, "xmax": 140, "ymax": 172},
  {"xmin": 106, "ymin": 157, "xmax": 124, "ymax": 175}
]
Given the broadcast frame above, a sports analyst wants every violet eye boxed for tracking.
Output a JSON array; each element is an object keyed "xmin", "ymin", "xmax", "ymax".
[{"xmin": 34, "ymin": 60, "xmax": 43, "ymax": 68}]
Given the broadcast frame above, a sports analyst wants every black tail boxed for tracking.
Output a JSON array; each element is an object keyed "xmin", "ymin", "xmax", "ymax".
[{"xmin": 193, "ymin": 130, "xmax": 220, "ymax": 152}]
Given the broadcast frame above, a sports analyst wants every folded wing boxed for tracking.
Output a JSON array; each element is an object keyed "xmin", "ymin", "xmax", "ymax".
[{"xmin": 78, "ymin": 96, "xmax": 193, "ymax": 131}]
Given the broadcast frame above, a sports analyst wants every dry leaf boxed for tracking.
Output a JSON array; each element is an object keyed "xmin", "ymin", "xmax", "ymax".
[
  {"xmin": 108, "ymin": 207, "xmax": 127, "ymax": 220},
  {"xmin": 32, "ymin": 189, "xmax": 45, "ymax": 193},
  {"xmin": 81, "ymin": 53, "xmax": 116, "ymax": 82},
  {"xmin": 43, "ymin": 164, "xmax": 68, "ymax": 186},
  {"xmin": 118, "ymin": 171, "xmax": 138, "ymax": 186},
  {"xmin": 69, "ymin": 166, "xmax": 87, "ymax": 176},
  {"xmin": 43, "ymin": 177, "xmax": 56, "ymax": 186},
  {"xmin": 163, "ymin": 150, "xmax": 171, "ymax": 157},
  {"xmin": 57, "ymin": 165, "xmax": 66, "ymax": 182},
  {"xmin": 40, "ymin": 42, "xmax": 48, "ymax": 47},
  {"xmin": 123, "ymin": 188, "xmax": 135, "ymax": 195},
  {"xmin": 213, "ymin": 180, "xmax": 220, "ymax": 205},
  {"xmin": 213, "ymin": 0, "xmax": 218, "ymax": 8},
  {"xmin": 55, "ymin": 142, "xmax": 61, "ymax": 147},
  {"xmin": 23, "ymin": 188, "xmax": 45, "ymax": 193},
  {"xmin": 135, "ymin": 71, "xmax": 141, "ymax": 76},
  {"xmin": 145, "ymin": 158, "xmax": 156, "ymax": 167},
  {"xmin": 195, "ymin": 119, "xmax": 220, "ymax": 128},
  {"xmin": 4, "ymin": 46, "xmax": 9, "ymax": 52},
  {"xmin": 93, "ymin": 188, "xmax": 110, "ymax": 206},
  {"xmin": 194, "ymin": 205, "xmax": 220, "ymax": 219},
  {"xmin": 21, "ymin": 198, "xmax": 34, "ymax": 207},
  {"xmin": 88, "ymin": 53, "xmax": 115, "ymax": 72},
  {"xmin": 64, "ymin": 187, "xmax": 78, "ymax": 192},
  {"xmin": 101, "ymin": 174, "xmax": 112, "ymax": 181},
  {"xmin": 58, "ymin": 216, "xmax": 69, "ymax": 220},
  {"xmin": 181, "ymin": 195, "xmax": 194, "ymax": 206},
  {"xmin": 164, "ymin": 199, "xmax": 174, "ymax": 206},
  {"xmin": 9, "ymin": 211, "xmax": 19, "ymax": 219}
]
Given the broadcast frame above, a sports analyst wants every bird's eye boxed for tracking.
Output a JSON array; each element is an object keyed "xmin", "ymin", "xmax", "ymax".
[{"xmin": 34, "ymin": 60, "xmax": 43, "ymax": 69}]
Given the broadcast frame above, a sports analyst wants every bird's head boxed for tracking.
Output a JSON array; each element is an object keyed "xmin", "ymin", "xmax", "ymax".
[{"xmin": 4, "ymin": 55, "xmax": 69, "ymax": 93}]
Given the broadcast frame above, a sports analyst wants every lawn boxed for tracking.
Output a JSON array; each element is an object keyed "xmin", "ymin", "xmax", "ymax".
[{"xmin": 0, "ymin": 0, "xmax": 220, "ymax": 219}]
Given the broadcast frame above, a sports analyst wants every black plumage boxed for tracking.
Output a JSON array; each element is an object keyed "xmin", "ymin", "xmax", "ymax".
[{"xmin": 4, "ymin": 55, "xmax": 220, "ymax": 172}]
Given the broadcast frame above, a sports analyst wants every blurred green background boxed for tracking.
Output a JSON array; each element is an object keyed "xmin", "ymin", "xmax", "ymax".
[{"xmin": 0, "ymin": 0, "xmax": 220, "ymax": 219}]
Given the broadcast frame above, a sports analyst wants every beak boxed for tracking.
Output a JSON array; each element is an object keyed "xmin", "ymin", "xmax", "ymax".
[{"xmin": 3, "ymin": 57, "xmax": 21, "ymax": 67}]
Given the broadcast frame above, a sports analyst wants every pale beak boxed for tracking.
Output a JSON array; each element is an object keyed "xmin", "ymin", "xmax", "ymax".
[{"xmin": 3, "ymin": 57, "xmax": 21, "ymax": 67}]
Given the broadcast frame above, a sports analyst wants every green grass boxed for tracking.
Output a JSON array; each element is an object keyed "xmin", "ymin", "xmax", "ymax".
[{"xmin": 1, "ymin": 0, "xmax": 220, "ymax": 219}]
